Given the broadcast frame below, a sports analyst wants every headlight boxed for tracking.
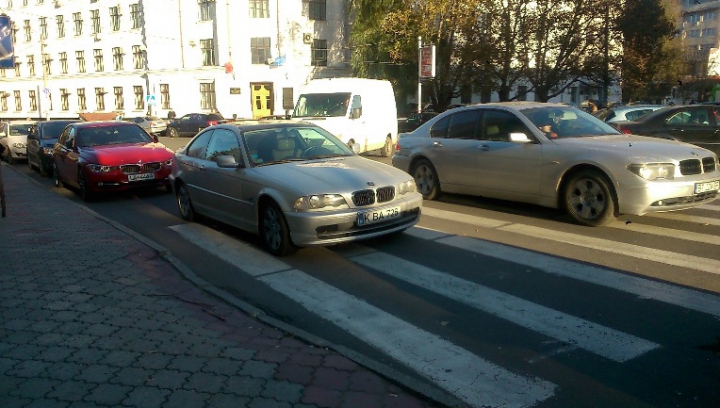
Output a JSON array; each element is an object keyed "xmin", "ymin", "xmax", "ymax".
[
  {"xmin": 627, "ymin": 163, "xmax": 675, "ymax": 180},
  {"xmin": 86, "ymin": 164, "xmax": 118, "ymax": 173},
  {"xmin": 294, "ymin": 194, "xmax": 348, "ymax": 210},
  {"xmin": 398, "ymin": 179, "xmax": 416, "ymax": 194},
  {"xmin": 13, "ymin": 142, "xmax": 26, "ymax": 148}
]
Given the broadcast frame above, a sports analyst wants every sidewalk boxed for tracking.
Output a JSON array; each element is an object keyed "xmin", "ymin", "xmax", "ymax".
[{"xmin": 0, "ymin": 163, "xmax": 449, "ymax": 408}]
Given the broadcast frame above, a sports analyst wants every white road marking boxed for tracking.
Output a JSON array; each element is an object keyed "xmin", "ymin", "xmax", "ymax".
[
  {"xmin": 259, "ymin": 270, "xmax": 556, "ymax": 408},
  {"xmin": 646, "ymin": 211, "xmax": 720, "ymax": 226},
  {"xmin": 607, "ymin": 220, "xmax": 720, "ymax": 246},
  {"xmin": 347, "ymin": 251, "xmax": 659, "ymax": 362}
]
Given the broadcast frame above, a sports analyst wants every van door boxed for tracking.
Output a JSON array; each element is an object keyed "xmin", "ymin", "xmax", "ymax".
[{"xmin": 251, "ymin": 83, "xmax": 273, "ymax": 119}]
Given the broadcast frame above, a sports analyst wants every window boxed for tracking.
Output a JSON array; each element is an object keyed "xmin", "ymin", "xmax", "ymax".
[
  {"xmin": 133, "ymin": 45, "xmax": 145, "ymax": 69},
  {"xmin": 14, "ymin": 90, "xmax": 21, "ymax": 111},
  {"xmin": 76, "ymin": 50, "xmax": 86, "ymax": 73},
  {"xmin": 305, "ymin": 0, "xmax": 326, "ymax": 21},
  {"xmin": 43, "ymin": 53, "xmax": 51, "ymax": 75},
  {"xmin": 27, "ymin": 55, "xmax": 35, "ymax": 76},
  {"xmin": 91, "ymin": 10, "xmax": 100, "ymax": 34},
  {"xmin": 249, "ymin": 0, "xmax": 268, "ymax": 18},
  {"xmin": 95, "ymin": 87, "xmax": 105, "ymax": 111},
  {"xmin": 160, "ymin": 84, "xmax": 170, "ymax": 109},
  {"xmin": 39, "ymin": 17, "xmax": 47, "ymax": 39},
  {"xmin": 130, "ymin": 3, "xmax": 143, "ymax": 29},
  {"xmin": 11, "ymin": 21, "xmax": 17, "ymax": 44},
  {"xmin": 1, "ymin": 92, "xmax": 7, "ymax": 111},
  {"xmin": 59, "ymin": 52, "xmax": 67, "ymax": 74},
  {"xmin": 14, "ymin": 62, "xmax": 20, "ymax": 76},
  {"xmin": 480, "ymin": 110, "xmax": 526, "ymax": 141},
  {"xmin": 56, "ymin": 15, "xmax": 65, "ymax": 38},
  {"xmin": 250, "ymin": 37, "xmax": 271, "ymax": 64},
  {"xmin": 112, "ymin": 47, "xmax": 124, "ymax": 71},
  {"xmin": 200, "ymin": 39, "xmax": 215, "ymax": 66},
  {"xmin": 23, "ymin": 19, "xmax": 31, "ymax": 42},
  {"xmin": 134, "ymin": 86, "xmax": 144, "ymax": 110},
  {"xmin": 200, "ymin": 82, "xmax": 216, "ymax": 110},
  {"xmin": 110, "ymin": 6, "xmax": 121, "ymax": 31},
  {"xmin": 311, "ymin": 39, "xmax": 327, "ymax": 66},
  {"xmin": 77, "ymin": 88, "xmax": 86, "ymax": 111},
  {"xmin": 205, "ymin": 129, "xmax": 241, "ymax": 162},
  {"xmin": 60, "ymin": 88, "xmax": 69, "ymax": 111},
  {"xmin": 94, "ymin": 49, "xmax": 104, "ymax": 72},
  {"xmin": 29, "ymin": 90, "xmax": 37, "ymax": 111},
  {"xmin": 199, "ymin": 0, "xmax": 215, "ymax": 21},
  {"xmin": 114, "ymin": 86, "xmax": 124, "ymax": 110},
  {"xmin": 73, "ymin": 12, "xmax": 83, "ymax": 36}
]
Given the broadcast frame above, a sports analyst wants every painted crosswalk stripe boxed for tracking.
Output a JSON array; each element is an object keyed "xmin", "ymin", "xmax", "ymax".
[
  {"xmin": 646, "ymin": 211, "xmax": 720, "ymax": 226},
  {"xmin": 346, "ymin": 250, "xmax": 659, "ymax": 363},
  {"xmin": 607, "ymin": 220, "xmax": 720, "ymax": 246},
  {"xmin": 421, "ymin": 207, "xmax": 720, "ymax": 275},
  {"xmin": 169, "ymin": 223, "xmax": 556, "ymax": 408},
  {"xmin": 403, "ymin": 228, "xmax": 720, "ymax": 319}
]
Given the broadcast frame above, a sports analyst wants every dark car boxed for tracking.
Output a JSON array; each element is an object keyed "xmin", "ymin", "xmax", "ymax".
[
  {"xmin": 615, "ymin": 105, "xmax": 720, "ymax": 155},
  {"xmin": 165, "ymin": 113, "xmax": 226, "ymax": 138},
  {"xmin": 27, "ymin": 120, "xmax": 77, "ymax": 176},
  {"xmin": 52, "ymin": 121, "xmax": 174, "ymax": 201},
  {"xmin": 398, "ymin": 112, "xmax": 439, "ymax": 133}
]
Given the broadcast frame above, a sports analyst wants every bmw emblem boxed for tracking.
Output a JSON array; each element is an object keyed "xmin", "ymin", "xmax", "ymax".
[{"xmin": 367, "ymin": 181, "xmax": 375, "ymax": 186}]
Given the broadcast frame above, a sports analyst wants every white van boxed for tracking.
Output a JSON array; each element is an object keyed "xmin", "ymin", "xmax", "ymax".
[{"xmin": 291, "ymin": 78, "xmax": 398, "ymax": 156}]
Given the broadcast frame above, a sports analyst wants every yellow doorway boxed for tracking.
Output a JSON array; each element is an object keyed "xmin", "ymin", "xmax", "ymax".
[{"xmin": 251, "ymin": 83, "xmax": 273, "ymax": 119}]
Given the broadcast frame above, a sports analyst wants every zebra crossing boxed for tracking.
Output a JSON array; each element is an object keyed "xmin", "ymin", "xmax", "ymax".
[{"xmin": 168, "ymin": 203, "xmax": 720, "ymax": 408}]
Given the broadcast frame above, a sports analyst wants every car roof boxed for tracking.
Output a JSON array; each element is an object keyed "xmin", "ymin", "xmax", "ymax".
[
  {"xmin": 38, "ymin": 120, "xmax": 77, "ymax": 125},
  {"xmin": 214, "ymin": 120, "xmax": 319, "ymax": 132},
  {"xmin": 73, "ymin": 121, "xmax": 137, "ymax": 128}
]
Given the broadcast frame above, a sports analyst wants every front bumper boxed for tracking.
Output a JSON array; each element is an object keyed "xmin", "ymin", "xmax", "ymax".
[
  {"xmin": 85, "ymin": 168, "xmax": 173, "ymax": 192},
  {"xmin": 285, "ymin": 192, "xmax": 423, "ymax": 247},
  {"xmin": 618, "ymin": 176, "xmax": 720, "ymax": 215}
]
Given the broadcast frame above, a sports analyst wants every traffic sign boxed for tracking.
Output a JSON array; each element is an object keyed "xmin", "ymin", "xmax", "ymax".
[{"xmin": 145, "ymin": 94, "xmax": 156, "ymax": 105}]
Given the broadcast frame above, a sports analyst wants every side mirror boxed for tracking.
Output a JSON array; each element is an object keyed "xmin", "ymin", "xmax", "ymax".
[
  {"xmin": 216, "ymin": 155, "xmax": 243, "ymax": 168},
  {"xmin": 152, "ymin": 135, "xmax": 159, "ymax": 143}
]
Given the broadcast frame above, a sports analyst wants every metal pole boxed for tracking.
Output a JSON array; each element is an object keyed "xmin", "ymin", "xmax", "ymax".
[{"xmin": 418, "ymin": 36, "xmax": 422, "ymax": 113}]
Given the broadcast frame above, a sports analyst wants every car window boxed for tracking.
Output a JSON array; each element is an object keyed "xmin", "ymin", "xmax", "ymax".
[
  {"xmin": 479, "ymin": 110, "xmax": 528, "ymax": 141},
  {"xmin": 430, "ymin": 116, "xmax": 450, "ymax": 138},
  {"xmin": 447, "ymin": 110, "xmax": 479, "ymax": 140},
  {"xmin": 205, "ymin": 129, "xmax": 241, "ymax": 163},
  {"xmin": 41, "ymin": 122, "xmax": 73, "ymax": 139},
  {"xmin": 186, "ymin": 129, "xmax": 213, "ymax": 158},
  {"xmin": 9, "ymin": 124, "xmax": 31, "ymax": 136}
]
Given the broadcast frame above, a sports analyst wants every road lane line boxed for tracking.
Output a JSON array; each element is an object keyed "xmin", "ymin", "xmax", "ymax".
[
  {"xmin": 259, "ymin": 270, "xmax": 556, "ymax": 408},
  {"xmin": 607, "ymin": 220, "xmax": 720, "ymax": 245},
  {"xmin": 425, "ymin": 232, "xmax": 720, "ymax": 319},
  {"xmin": 645, "ymin": 211, "xmax": 720, "ymax": 226},
  {"xmin": 348, "ymin": 251, "xmax": 659, "ymax": 362}
]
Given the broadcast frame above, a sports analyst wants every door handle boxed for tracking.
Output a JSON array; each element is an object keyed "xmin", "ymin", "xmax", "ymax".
[
  {"xmin": 478, "ymin": 144, "xmax": 490, "ymax": 151},
  {"xmin": 432, "ymin": 141, "xmax": 443, "ymax": 147},
  {"xmin": 671, "ymin": 128, "xmax": 684, "ymax": 132}
]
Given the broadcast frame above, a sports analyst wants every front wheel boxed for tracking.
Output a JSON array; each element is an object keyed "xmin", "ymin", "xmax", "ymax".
[
  {"xmin": 78, "ymin": 170, "xmax": 95, "ymax": 202},
  {"xmin": 380, "ymin": 136, "xmax": 393, "ymax": 157},
  {"xmin": 563, "ymin": 170, "xmax": 616, "ymax": 227},
  {"xmin": 260, "ymin": 201, "xmax": 297, "ymax": 257},
  {"xmin": 411, "ymin": 159, "xmax": 441, "ymax": 200},
  {"xmin": 167, "ymin": 127, "xmax": 179, "ymax": 139}
]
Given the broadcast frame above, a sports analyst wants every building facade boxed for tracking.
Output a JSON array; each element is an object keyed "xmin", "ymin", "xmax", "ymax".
[{"xmin": 0, "ymin": 0, "xmax": 350, "ymax": 121}]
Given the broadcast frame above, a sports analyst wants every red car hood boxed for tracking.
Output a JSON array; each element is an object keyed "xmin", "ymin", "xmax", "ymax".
[{"xmin": 80, "ymin": 143, "xmax": 174, "ymax": 165}]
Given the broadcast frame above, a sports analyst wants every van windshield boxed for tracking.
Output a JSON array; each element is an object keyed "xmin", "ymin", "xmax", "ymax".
[{"xmin": 292, "ymin": 92, "xmax": 351, "ymax": 118}]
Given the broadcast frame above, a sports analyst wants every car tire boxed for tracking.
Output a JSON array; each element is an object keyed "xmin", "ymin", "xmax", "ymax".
[
  {"xmin": 168, "ymin": 127, "xmax": 179, "ymax": 138},
  {"xmin": 176, "ymin": 182, "xmax": 196, "ymax": 222},
  {"xmin": 53, "ymin": 163, "xmax": 64, "ymax": 189},
  {"xmin": 78, "ymin": 170, "xmax": 95, "ymax": 202},
  {"xmin": 381, "ymin": 136, "xmax": 393, "ymax": 157},
  {"xmin": 411, "ymin": 159, "xmax": 441, "ymax": 200},
  {"xmin": 563, "ymin": 170, "xmax": 616, "ymax": 227},
  {"xmin": 260, "ymin": 201, "xmax": 297, "ymax": 257}
]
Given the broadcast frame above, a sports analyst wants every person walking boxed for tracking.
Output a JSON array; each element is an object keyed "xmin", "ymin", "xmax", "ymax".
[
  {"xmin": 167, "ymin": 109, "xmax": 176, "ymax": 120},
  {"xmin": 0, "ymin": 143, "xmax": 6, "ymax": 218}
]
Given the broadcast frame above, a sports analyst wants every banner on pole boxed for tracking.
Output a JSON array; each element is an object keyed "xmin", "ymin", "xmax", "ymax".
[
  {"xmin": 0, "ymin": 15, "xmax": 14, "ymax": 69},
  {"xmin": 419, "ymin": 45, "xmax": 435, "ymax": 79}
]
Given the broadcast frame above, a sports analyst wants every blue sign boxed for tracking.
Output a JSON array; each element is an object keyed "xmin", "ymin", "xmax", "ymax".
[
  {"xmin": 0, "ymin": 15, "xmax": 14, "ymax": 69},
  {"xmin": 145, "ymin": 94, "xmax": 156, "ymax": 106}
]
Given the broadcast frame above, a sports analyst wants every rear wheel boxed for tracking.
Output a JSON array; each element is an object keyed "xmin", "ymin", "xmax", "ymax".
[
  {"xmin": 380, "ymin": 136, "xmax": 393, "ymax": 157},
  {"xmin": 411, "ymin": 159, "xmax": 440, "ymax": 200},
  {"xmin": 176, "ymin": 183, "xmax": 196, "ymax": 221},
  {"xmin": 260, "ymin": 201, "xmax": 297, "ymax": 257},
  {"xmin": 563, "ymin": 170, "xmax": 616, "ymax": 227},
  {"xmin": 167, "ymin": 127, "xmax": 179, "ymax": 138}
]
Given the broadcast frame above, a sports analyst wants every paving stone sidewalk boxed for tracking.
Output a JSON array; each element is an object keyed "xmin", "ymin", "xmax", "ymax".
[{"xmin": 0, "ymin": 163, "xmax": 444, "ymax": 408}]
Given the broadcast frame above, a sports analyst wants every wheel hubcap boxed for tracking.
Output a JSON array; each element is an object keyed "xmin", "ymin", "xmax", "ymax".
[
  {"xmin": 569, "ymin": 179, "xmax": 605, "ymax": 219},
  {"xmin": 263, "ymin": 208, "xmax": 281, "ymax": 249},
  {"xmin": 414, "ymin": 165, "xmax": 434, "ymax": 194}
]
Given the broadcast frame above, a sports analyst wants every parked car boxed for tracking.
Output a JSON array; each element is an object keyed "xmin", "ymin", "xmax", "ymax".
[
  {"xmin": 613, "ymin": 105, "xmax": 720, "ymax": 155},
  {"xmin": 170, "ymin": 121, "xmax": 422, "ymax": 256},
  {"xmin": 0, "ymin": 120, "xmax": 35, "ymax": 164},
  {"xmin": 593, "ymin": 104, "xmax": 662, "ymax": 124},
  {"xmin": 52, "ymin": 121, "xmax": 174, "ymax": 201},
  {"xmin": 165, "ymin": 113, "xmax": 226, "ymax": 138},
  {"xmin": 125, "ymin": 116, "xmax": 168, "ymax": 135},
  {"xmin": 398, "ymin": 112, "xmax": 439, "ymax": 133},
  {"xmin": 27, "ymin": 120, "xmax": 77, "ymax": 176},
  {"xmin": 392, "ymin": 102, "xmax": 720, "ymax": 227}
]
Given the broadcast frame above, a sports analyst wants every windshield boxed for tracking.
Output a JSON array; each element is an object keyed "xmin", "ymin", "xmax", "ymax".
[
  {"xmin": 77, "ymin": 125, "xmax": 153, "ymax": 147},
  {"xmin": 522, "ymin": 106, "xmax": 620, "ymax": 139},
  {"xmin": 9, "ymin": 124, "xmax": 31, "ymax": 136},
  {"xmin": 292, "ymin": 92, "xmax": 352, "ymax": 118},
  {"xmin": 244, "ymin": 126, "xmax": 354, "ymax": 166},
  {"xmin": 40, "ymin": 122, "xmax": 72, "ymax": 140}
]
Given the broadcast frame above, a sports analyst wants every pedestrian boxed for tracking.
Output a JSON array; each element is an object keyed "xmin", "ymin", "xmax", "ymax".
[
  {"xmin": 587, "ymin": 99, "xmax": 598, "ymax": 113},
  {"xmin": 167, "ymin": 109, "xmax": 176, "ymax": 120},
  {"xmin": 0, "ymin": 143, "xmax": 6, "ymax": 218}
]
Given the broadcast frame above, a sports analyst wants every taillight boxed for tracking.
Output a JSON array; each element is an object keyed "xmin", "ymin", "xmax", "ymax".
[
  {"xmin": 617, "ymin": 126, "xmax": 631, "ymax": 135},
  {"xmin": 207, "ymin": 120, "xmax": 218, "ymax": 126}
]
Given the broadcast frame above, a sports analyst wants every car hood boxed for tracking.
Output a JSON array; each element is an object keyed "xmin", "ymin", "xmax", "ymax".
[
  {"xmin": 554, "ymin": 134, "xmax": 713, "ymax": 161},
  {"xmin": 255, "ymin": 156, "xmax": 411, "ymax": 192},
  {"xmin": 80, "ymin": 143, "xmax": 174, "ymax": 165}
]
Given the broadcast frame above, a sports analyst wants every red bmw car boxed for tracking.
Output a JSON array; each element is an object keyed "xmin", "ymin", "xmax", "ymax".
[{"xmin": 52, "ymin": 121, "xmax": 174, "ymax": 201}]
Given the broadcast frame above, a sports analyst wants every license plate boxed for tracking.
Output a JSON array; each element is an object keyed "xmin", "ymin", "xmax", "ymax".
[
  {"xmin": 128, "ymin": 172, "xmax": 155, "ymax": 182},
  {"xmin": 358, "ymin": 206, "xmax": 401, "ymax": 226},
  {"xmin": 694, "ymin": 180, "xmax": 720, "ymax": 194}
]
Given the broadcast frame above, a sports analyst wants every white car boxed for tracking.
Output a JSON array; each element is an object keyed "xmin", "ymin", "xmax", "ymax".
[
  {"xmin": 392, "ymin": 102, "xmax": 720, "ymax": 227},
  {"xmin": 0, "ymin": 121, "xmax": 34, "ymax": 164}
]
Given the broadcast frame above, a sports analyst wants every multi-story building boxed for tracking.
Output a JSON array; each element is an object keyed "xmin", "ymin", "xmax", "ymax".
[
  {"xmin": 680, "ymin": 0, "xmax": 720, "ymax": 77},
  {"xmin": 0, "ymin": 0, "xmax": 351, "ymax": 121}
]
